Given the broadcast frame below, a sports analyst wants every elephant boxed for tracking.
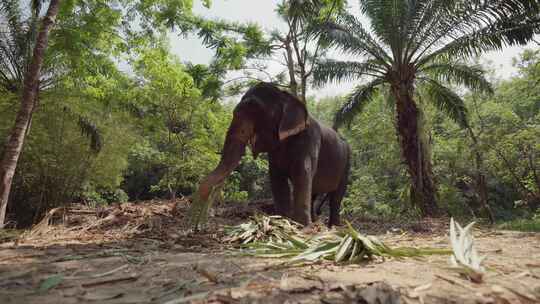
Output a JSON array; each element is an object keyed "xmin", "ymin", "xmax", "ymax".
[{"xmin": 197, "ymin": 82, "xmax": 351, "ymax": 227}]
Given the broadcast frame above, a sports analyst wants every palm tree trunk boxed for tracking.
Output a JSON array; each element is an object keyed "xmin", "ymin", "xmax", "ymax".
[
  {"xmin": 394, "ymin": 90, "xmax": 438, "ymax": 217},
  {"xmin": 0, "ymin": 0, "xmax": 61, "ymax": 228}
]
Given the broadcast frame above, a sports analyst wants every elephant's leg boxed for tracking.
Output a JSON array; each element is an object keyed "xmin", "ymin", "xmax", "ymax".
[
  {"xmin": 269, "ymin": 167, "xmax": 291, "ymax": 217},
  {"xmin": 328, "ymin": 180, "xmax": 347, "ymax": 227},
  {"xmin": 311, "ymin": 194, "xmax": 319, "ymax": 222},
  {"xmin": 327, "ymin": 193, "xmax": 342, "ymax": 227},
  {"xmin": 290, "ymin": 159, "xmax": 314, "ymax": 226}
]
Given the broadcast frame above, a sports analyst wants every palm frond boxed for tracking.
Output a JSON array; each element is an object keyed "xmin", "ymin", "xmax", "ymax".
[
  {"xmin": 418, "ymin": 78, "xmax": 468, "ymax": 128},
  {"xmin": 245, "ymin": 220, "xmax": 451, "ymax": 264},
  {"xmin": 319, "ymin": 13, "xmax": 392, "ymax": 66},
  {"xmin": 420, "ymin": 62, "xmax": 493, "ymax": 94},
  {"xmin": 404, "ymin": 0, "xmax": 457, "ymax": 60},
  {"xmin": 416, "ymin": 3, "xmax": 540, "ymax": 64},
  {"xmin": 434, "ymin": 20, "xmax": 537, "ymax": 65},
  {"xmin": 359, "ymin": 0, "xmax": 410, "ymax": 60},
  {"xmin": 313, "ymin": 59, "xmax": 386, "ymax": 86},
  {"xmin": 334, "ymin": 78, "xmax": 384, "ymax": 128},
  {"xmin": 0, "ymin": 0, "xmax": 23, "ymax": 38},
  {"xmin": 31, "ymin": 0, "xmax": 43, "ymax": 17},
  {"xmin": 0, "ymin": 0, "xmax": 40, "ymax": 93}
]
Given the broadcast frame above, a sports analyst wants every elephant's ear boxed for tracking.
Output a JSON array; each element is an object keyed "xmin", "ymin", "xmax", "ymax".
[{"xmin": 278, "ymin": 94, "xmax": 308, "ymax": 141}]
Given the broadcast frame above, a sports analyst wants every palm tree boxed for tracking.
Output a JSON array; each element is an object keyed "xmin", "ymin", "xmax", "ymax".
[
  {"xmin": 0, "ymin": 0, "xmax": 107, "ymax": 227},
  {"xmin": 0, "ymin": 0, "xmax": 41, "ymax": 93},
  {"xmin": 314, "ymin": 0, "xmax": 540, "ymax": 216},
  {"xmin": 0, "ymin": 0, "xmax": 62, "ymax": 227}
]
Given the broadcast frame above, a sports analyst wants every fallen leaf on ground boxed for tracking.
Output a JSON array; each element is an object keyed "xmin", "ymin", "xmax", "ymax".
[
  {"xmin": 193, "ymin": 265, "xmax": 219, "ymax": 283},
  {"xmin": 407, "ymin": 282, "xmax": 432, "ymax": 298},
  {"xmin": 80, "ymin": 275, "xmax": 138, "ymax": 288},
  {"xmin": 79, "ymin": 290, "xmax": 124, "ymax": 301},
  {"xmin": 38, "ymin": 274, "xmax": 64, "ymax": 293}
]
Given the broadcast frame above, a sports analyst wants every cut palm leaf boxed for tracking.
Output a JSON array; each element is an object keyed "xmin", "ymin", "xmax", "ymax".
[
  {"xmin": 243, "ymin": 219, "xmax": 450, "ymax": 264},
  {"xmin": 187, "ymin": 183, "xmax": 223, "ymax": 229},
  {"xmin": 448, "ymin": 218, "xmax": 485, "ymax": 283}
]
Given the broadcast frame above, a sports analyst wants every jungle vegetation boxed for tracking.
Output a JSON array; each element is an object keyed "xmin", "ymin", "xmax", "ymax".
[{"xmin": 0, "ymin": 0, "xmax": 539, "ymax": 229}]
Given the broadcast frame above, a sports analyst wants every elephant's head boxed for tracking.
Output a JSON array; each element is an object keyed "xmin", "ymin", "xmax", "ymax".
[{"xmin": 197, "ymin": 83, "xmax": 309, "ymax": 201}]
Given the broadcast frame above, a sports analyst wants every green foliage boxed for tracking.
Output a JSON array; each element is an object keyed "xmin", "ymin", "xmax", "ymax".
[
  {"xmin": 312, "ymin": 0, "xmax": 539, "ymax": 216},
  {"xmin": 81, "ymin": 189, "xmax": 107, "ymax": 206},
  {"xmin": 498, "ymin": 218, "xmax": 540, "ymax": 232},
  {"xmin": 122, "ymin": 43, "xmax": 230, "ymax": 199},
  {"xmin": 234, "ymin": 154, "xmax": 270, "ymax": 200},
  {"xmin": 431, "ymin": 50, "xmax": 540, "ymax": 220},
  {"xmin": 1, "ymin": 0, "xmax": 538, "ymax": 229},
  {"xmin": 2, "ymin": 93, "xmax": 134, "ymax": 226},
  {"xmin": 313, "ymin": 0, "xmax": 536, "ymax": 128},
  {"xmin": 183, "ymin": 16, "xmax": 271, "ymax": 76},
  {"xmin": 0, "ymin": 0, "xmax": 241, "ymax": 227},
  {"xmin": 308, "ymin": 48, "xmax": 540, "ymax": 222},
  {"xmin": 82, "ymin": 188, "xmax": 130, "ymax": 206},
  {"xmin": 222, "ymin": 171, "xmax": 248, "ymax": 202}
]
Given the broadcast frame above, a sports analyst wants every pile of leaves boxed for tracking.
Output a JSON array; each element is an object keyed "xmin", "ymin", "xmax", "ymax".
[
  {"xmin": 224, "ymin": 216, "xmax": 451, "ymax": 264},
  {"xmin": 223, "ymin": 215, "xmax": 304, "ymax": 244}
]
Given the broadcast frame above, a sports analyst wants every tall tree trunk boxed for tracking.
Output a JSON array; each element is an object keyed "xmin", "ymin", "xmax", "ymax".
[
  {"xmin": 300, "ymin": 75, "xmax": 307, "ymax": 104},
  {"xmin": 0, "ymin": 0, "xmax": 61, "ymax": 228},
  {"xmin": 284, "ymin": 38, "xmax": 298, "ymax": 99},
  {"xmin": 394, "ymin": 89, "xmax": 438, "ymax": 217}
]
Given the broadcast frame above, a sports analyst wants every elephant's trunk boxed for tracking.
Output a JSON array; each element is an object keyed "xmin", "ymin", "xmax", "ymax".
[{"xmin": 197, "ymin": 132, "xmax": 247, "ymax": 201}]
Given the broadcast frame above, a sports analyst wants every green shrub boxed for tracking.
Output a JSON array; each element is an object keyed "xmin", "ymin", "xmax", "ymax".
[{"xmin": 499, "ymin": 218, "xmax": 540, "ymax": 232}]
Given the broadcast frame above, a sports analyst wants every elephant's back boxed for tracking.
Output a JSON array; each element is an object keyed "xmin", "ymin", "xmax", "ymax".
[{"xmin": 312, "ymin": 121, "xmax": 349, "ymax": 193}]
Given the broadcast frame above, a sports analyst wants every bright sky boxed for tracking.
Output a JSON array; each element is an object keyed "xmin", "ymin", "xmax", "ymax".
[{"xmin": 169, "ymin": 0, "xmax": 537, "ymax": 98}]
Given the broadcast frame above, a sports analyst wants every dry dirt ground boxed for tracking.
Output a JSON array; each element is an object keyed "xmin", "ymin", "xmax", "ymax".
[{"xmin": 1, "ymin": 200, "xmax": 539, "ymax": 304}]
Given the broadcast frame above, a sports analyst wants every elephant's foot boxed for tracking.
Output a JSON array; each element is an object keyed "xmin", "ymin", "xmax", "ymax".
[
  {"xmin": 328, "ymin": 216, "xmax": 342, "ymax": 228},
  {"xmin": 292, "ymin": 210, "xmax": 312, "ymax": 227},
  {"xmin": 271, "ymin": 205, "xmax": 286, "ymax": 217},
  {"xmin": 300, "ymin": 223, "xmax": 319, "ymax": 235},
  {"xmin": 274, "ymin": 208, "xmax": 292, "ymax": 219}
]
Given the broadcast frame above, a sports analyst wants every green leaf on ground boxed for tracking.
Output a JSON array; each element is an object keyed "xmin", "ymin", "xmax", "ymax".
[{"xmin": 38, "ymin": 274, "xmax": 64, "ymax": 293}]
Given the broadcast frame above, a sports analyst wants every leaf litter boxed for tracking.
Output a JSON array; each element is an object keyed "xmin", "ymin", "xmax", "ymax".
[{"xmin": 0, "ymin": 199, "xmax": 539, "ymax": 304}]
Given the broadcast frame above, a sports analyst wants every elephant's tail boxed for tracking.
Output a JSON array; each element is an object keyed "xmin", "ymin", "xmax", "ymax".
[
  {"xmin": 344, "ymin": 142, "xmax": 352, "ymax": 190},
  {"xmin": 315, "ymin": 193, "xmax": 330, "ymax": 216}
]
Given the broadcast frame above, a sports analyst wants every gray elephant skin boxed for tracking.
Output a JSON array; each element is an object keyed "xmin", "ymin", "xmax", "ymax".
[{"xmin": 197, "ymin": 82, "xmax": 351, "ymax": 227}]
